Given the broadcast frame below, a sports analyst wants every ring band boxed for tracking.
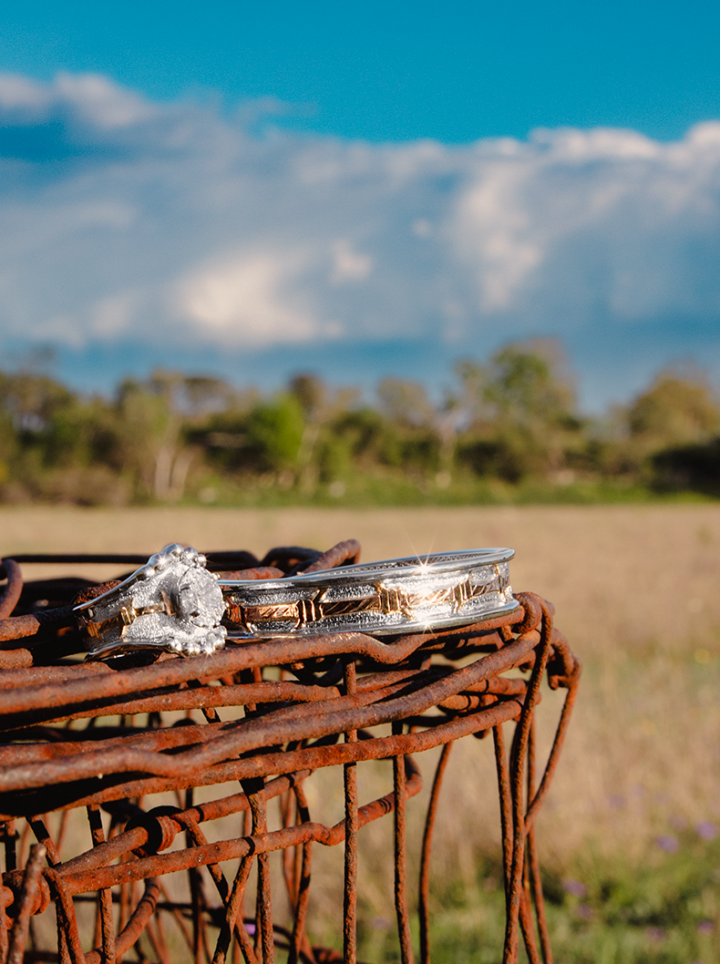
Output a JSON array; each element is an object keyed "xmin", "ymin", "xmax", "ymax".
[{"xmin": 75, "ymin": 545, "xmax": 517, "ymax": 658}]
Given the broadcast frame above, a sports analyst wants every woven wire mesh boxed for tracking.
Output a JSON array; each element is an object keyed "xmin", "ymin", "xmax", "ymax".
[{"xmin": 0, "ymin": 541, "xmax": 580, "ymax": 964}]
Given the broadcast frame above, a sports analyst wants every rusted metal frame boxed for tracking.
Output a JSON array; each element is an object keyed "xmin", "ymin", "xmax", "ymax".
[
  {"xmin": 61, "ymin": 717, "xmax": 495, "ymax": 865},
  {"xmin": 118, "ymin": 862, "xmax": 132, "ymax": 938},
  {"xmin": 0, "ymin": 829, "xmax": 14, "ymax": 964},
  {"xmin": 0, "ymin": 562, "xmax": 23, "ymax": 621},
  {"xmin": 185, "ymin": 803, "xmax": 210, "ymax": 964},
  {"xmin": 279, "ymin": 787, "xmax": 295, "ymax": 908},
  {"xmin": 299, "ymin": 541, "xmax": 361, "ymax": 574},
  {"xmin": 517, "ymin": 663, "xmax": 582, "ymax": 964},
  {"xmin": 418, "ymin": 742, "xmax": 452, "ymax": 964},
  {"xmin": 182, "ymin": 787, "xmax": 210, "ymax": 964},
  {"xmin": 0, "ymin": 664, "xmax": 514, "ymax": 762},
  {"xmin": 509, "ymin": 771, "xmax": 542, "ymax": 963},
  {"xmin": 44, "ymin": 869, "xmax": 86, "ymax": 964},
  {"xmin": 517, "ymin": 886, "xmax": 541, "ymax": 964},
  {"xmin": 0, "ymin": 883, "xmax": 11, "ymax": 964},
  {"xmin": 1, "ymin": 821, "xmax": 18, "ymax": 873},
  {"xmin": 392, "ymin": 730, "xmax": 415, "ymax": 964},
  {"xmin": 149, "ymin": 909, "xmax": 173, "ymax": 964},
  {"xmin": 0, "ymin": 674, "xmax": 512, "ymax": 793},
  {"xmin": 55, "ymin": 813, "xmax": 70, "ymax": 861},
  {"xmin": 217, "ymin": 568, "xmax": 285, "ymax": 582},
  {"xmin": 245, "ymin": 784, "xmax": 273, "ymax": 964},
  {"xmin": 26, "ymin": 819, "xmax": 69, "ymax": 964},
  {"xmin": 0, "ymin": 904, "xmax": 7, "ymax": 964},
  {"xmin": 89, "ymin": 888, "xmax": 103, "ymax": 958},
  {"xmin": 1, "ymin": 554, "xmax": 148, "ymax": 567},
  {"xmin": 6, "ymin": 844, "xmax": 45, "ymax": 964},
  {"xmin": 157, "ymin": 878, "xmax": 195, "ymax": 956},
  {"xmin": 27, "ymin": 819, "xmax": 61, "ymax": 867},
  {"xmin": 179, "ymin": 818, "xmax": 253, "ymax": 964},
  {"xmin": 524, "ymin": 663, "xmax": 582, "ymax": 833},
  {"xmin": 342, "ymin": 659, "xmax": 359, "ymax": 964},
  {"xmin": 525, "ymin": 722, "xmax": 552, "ymax": 964},
  {"xmin": 13, "ymin": 695, "xmax": 522, "ymax": 821},
  {"xmin": 516, "ymin": 715, "xmax": 542, "ymax": 964},
  {"xmin": 0, "ymin": 634, "xmax": 520, "ymax": 728},
  {"xmin": 211, "ymin": 853, "xmax": 257, "ymax": 964},
  {"xmin": 0, "ymin": 651, "xmax": 33, "ymax": 670},
  {"xmin": 85, "ymin": 807, "xmax": 115, "ymax": 964},
  {"xmin": 502, "ymin": 608, "xmax": 553, "ymax": 964},
  {"xmin": 493, "ymin": 724, "xmax": 513, "ymax": 919},
  {"xmin": 0, "ymin": 608, "xmax": 76, "ymax": 644},
  {"xmin": 0, "ymin": 612, "xmax": 524, "ymax": 716},
  {"xmin": 0, "ymin": 663, "xmax": 118, "ymax": 692},
  {"xmin": 0, "ymin": 679, "xmax": 422, "ymax": 772},
  {"xmin": 58, "ymin": 772, "xmax": 313, "ymax": 880},
  {"xmin": 0, "ymin": 673, "xmax": 407, "ymax": 733},
  {"xmin": 288, "ymin": 783, "xmax": 314, "ymax": 964},
  {"xmin": 142, "ymin": 913, "xmax": 173, "ymax": 964},
  {"xmin": 259, "ymin": 547, "xmax": 322, "ymax": 572},
  {"xmin": 0, "ymin": 552, "xmax": 572, "ymax": 964},
  {"xmin": 57, "ymin": 750, "xmax": 421, "ymax": 897},
  {"xmin": 83, "ymin": 879, "xmax": 161, "ymax": 964},
  {"xmin": 0, "ymin": 632, "xmax": 539, "ymax": 797}
]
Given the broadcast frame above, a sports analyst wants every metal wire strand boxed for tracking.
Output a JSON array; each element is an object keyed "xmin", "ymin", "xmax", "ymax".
[{"xmin": 0, "ymin": 541, "xmax": 579, "ymax": 964}]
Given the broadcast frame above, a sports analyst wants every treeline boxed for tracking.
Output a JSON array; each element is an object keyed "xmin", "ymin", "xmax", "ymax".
[{"xmin": 1, "ymin": 340, "xmax": 719, "ymax": 506}]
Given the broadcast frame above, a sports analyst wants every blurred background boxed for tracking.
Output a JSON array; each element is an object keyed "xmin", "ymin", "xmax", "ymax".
[{"xmin": 2, "ymin": 0, "xmax": 720, "ymax": 959}]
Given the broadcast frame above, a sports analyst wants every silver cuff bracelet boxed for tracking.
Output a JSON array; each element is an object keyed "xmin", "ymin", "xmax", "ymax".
[{"xmin": 74, "ymin": 544, "xmax": 517, "ymax": 658}]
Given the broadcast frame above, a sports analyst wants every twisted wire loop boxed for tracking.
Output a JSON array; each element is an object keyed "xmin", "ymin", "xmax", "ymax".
[{"xmin": 0, "ymin": 541, "xmax": 580, "ymax": 964}]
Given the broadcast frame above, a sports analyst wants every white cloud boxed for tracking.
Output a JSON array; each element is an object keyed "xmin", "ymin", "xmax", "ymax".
[
  {"xmin": 1, "ymin": 71, "xmax": 720, "ymax": 399},
  {"xmin": 179, "ymin": 250, "xmax": 324, "ymax": 345},
  {"xmin": 0, "ymin": 71, "xmax": 156, "ymax": 128},
  {"xmin": 54, "ymin": 73, "xmax": 157, "ymax": 129},
  {"xmin": 330, "ymin": 240, "xmax": 372, "ymax": 283},
  {"xmin": 0, "ymin": 74, "xmax": 49, "ymax": 113},
  {"xmin": 91, "ymin": 292, "xmax": 140, "ymax": 337}
]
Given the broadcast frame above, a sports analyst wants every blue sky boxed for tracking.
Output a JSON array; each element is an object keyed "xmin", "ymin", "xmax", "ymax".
[
  {"xmin": 1, "ymin": 0, "xmax": 720, "ymax": 409},
  {"xmin": 4, "ymin": 0, "xmax": 719, "ymax": 142}
]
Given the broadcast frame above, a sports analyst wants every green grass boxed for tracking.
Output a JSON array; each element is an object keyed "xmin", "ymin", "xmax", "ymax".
[
  {"xmin": 347, "ymin": 835, "xmax": 720, "ymax": 963},
  {"xmin": 183, "ymin": 473, "xmax": 713, "ymax": 509}
]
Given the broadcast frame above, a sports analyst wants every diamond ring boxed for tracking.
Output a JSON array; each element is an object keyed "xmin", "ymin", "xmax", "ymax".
[{"xmin": 75, "ymin": 545, "xmax": 517, "ymax": 658}]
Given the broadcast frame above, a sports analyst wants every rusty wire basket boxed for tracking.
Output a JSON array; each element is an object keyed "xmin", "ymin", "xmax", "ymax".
[{"xmin": 0, "ymin": 540, "xmax": 580, "ymax": 964}]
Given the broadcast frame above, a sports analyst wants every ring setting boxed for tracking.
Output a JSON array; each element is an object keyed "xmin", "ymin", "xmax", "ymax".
[{"xmin": 75, "ymin": 545, "xmax": 517, "ymax": 658}]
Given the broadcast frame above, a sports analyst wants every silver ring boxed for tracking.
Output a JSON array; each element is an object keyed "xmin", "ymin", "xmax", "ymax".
[{"xmin": 75, "ymin": 545, "xmax": 517, "ymax": 658}]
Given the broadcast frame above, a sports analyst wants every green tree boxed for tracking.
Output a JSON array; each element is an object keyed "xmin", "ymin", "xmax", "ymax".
[
  {"xmin": 245, "ymin": 393, "xmax": 306, "ymax": 485},
  {"xmin": 627, "ymin": 371, "xmax": 720, "ymax": 452},
  {"xmin": 459, "ymin": 340, "xmax": 580, "ymax": 482},
  {"xmin": 112, "ymin": 372, "xmax": 202, "ymax": 501}
]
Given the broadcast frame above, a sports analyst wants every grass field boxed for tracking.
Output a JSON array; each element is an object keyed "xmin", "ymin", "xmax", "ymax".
[{"xmin": 3, "ymin": 505, "xmax": 720, "ymax": 962}]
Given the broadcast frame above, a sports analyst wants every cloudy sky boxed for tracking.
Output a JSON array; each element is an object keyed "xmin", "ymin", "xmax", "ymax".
[{"xmin": 1, "ymin": 0, "xmax": 720, "ymax": 409}]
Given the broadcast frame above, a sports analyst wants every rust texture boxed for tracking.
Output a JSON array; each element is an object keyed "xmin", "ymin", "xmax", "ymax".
[{"xmin": 0, "ymin": 541, "xmax": 580, "ymax": 963}]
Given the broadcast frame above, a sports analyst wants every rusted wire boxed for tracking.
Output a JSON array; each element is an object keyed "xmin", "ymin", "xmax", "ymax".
[
  {"xmin": 418, "ymin": 742, "xmax": 451, "ymax": 964},
  {"xmin": 342, "ymin": 660, "xmax": 359, "ymax": 964},
  {"xmin": 0, "ymin": 543, "xmax": 580, "ymax": 964}
]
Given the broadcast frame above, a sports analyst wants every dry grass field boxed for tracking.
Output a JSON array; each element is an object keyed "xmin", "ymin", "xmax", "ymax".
[{"xmin": 3, "ymin": 505, "xmax": 720, "ymax": 961}]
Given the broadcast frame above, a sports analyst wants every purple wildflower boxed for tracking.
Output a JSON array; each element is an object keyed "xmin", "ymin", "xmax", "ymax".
[
  {"xmin": 562, "ymin": 878, "xmax": 588, "ymax": 898},
  {"xmin": 646, "ymin": 926, "xmax": 666, "ymax": 942},
  {"xmin": 655, "ymin": 834, "xmax": 679, "ymax": 853},
  {"xmin": 371, "ymin": 917, "xmax": 391, "ymax": 931},
  {"xmin": 697, "ymin": 920, "xmax": 714, "ymax": 935},
  {"xmin": 696, "ymin": 821, "xmax": 718, "ymax": 840},
  {"xmin": 575, "ymin": 904, "xmax": 593, "ymax": 921}
]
